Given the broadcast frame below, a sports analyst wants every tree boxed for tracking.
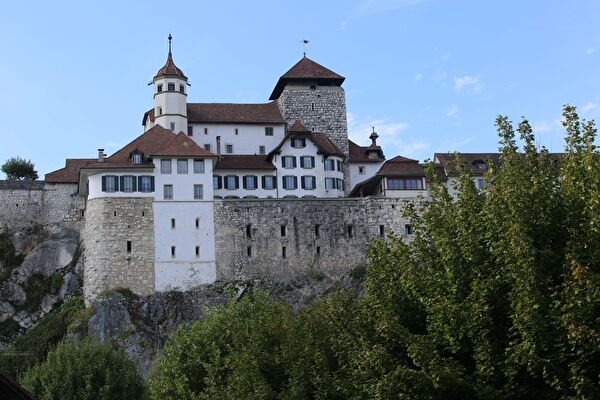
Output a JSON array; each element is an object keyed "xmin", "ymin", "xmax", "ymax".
[
  {"xmin": 21, "ymin": 338, "xmax": 146, "ymax": 400},
  {"xmin": 1, "ymin": 156, "xmax": 38, "ymax": 180}
]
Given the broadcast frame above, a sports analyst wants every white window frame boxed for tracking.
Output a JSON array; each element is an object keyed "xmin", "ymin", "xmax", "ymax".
[
  {"xmin": 193, "ymin": 159, "xmax": 205, "ymax": 174},
  {"xmin": 177, "ymin": 159, "xmax": 188, "ymax": 174},
  {"xmin": 193, "ymin": 184, "xmax": 203, "ymax": 199},
  {"xmin": 163, "ymin": 184, "xmax": 173, "ymax": 200},
  {"xmin": 161, "ymin": 159, "xmax": 172, "ymax": 174}
]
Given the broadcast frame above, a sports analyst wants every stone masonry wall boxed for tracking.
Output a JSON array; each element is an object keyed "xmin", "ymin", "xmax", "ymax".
[
  {"xmin": 83, "ymin": 197, "xmax": 155, "ymax": 302},
  {"xmin": 277, "ymin": 85, "xmax": 351, "ymax": 191},
  {"xmin": 0, "ymin": 181, "xmax": 44, "ymax": 229},
  {"xmin": 42, "ymin": 183, "xmax": 86, "ymax": 230},
  {"xmin": 213, "ymin": 197, "xmax": 413, "ymax": 282}
]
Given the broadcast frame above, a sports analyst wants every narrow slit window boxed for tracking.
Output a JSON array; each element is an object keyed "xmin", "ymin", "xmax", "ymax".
[
  {"xmin": 282, "ymin": 246, "xmax": 287, "ymax": 259},
  {"xmin": 195, "ymin": 245, "xmax": 200, "ymax": 258},
  {"xmin": 347, "ymin": 225, "xmax": 353, "ymax": 238},
  {"xmin": 171, "ymin": 218, "xmax": 176, "ymax": 229},
  {"xmin": 171, "ymin": 246, "xmax": 176, "ymax": 258},
  {"xmin": 195, "ymin": 218, "xmax": 200, "ymax": 229},
  {"xmin": 281, "ymin": 225, "xmax": 286, "ymax": 237},
  {"xmin": 315, "ymin": 224, "xmax": 320, "ymax": 238},
  {"xmin": 316, "ymin": 246, "xmax": 321, "ymax": 256},
  {"xmin": 247, "ymin": 246, "xmax": 252, "ymax": 258},
  {"xmin": 126, "ymin": 241, "xmax": 132, "ymax": 254},
  {"xmin": 379, "ymin": 225, "xmax": 385, "ymax": 236},
  {"xmin": 246, "ymin": 224, "xmax": 252, "ymax": 239},
  {"xmin": 113, "ymin": 210, "xmax": 117, "ymax": 217}
]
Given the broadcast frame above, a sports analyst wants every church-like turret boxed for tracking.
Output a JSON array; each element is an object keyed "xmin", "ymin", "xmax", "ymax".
[{"xmin": 151, "ymin": 34, "xmax": 188, "ymax": 133}]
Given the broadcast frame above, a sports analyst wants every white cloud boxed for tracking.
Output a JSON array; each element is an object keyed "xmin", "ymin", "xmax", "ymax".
[
  {"xmin": 454, "ymin": 75, "xmax": 479, "ymax": 91},
  {"xmin": 347, "ymin": 113, "xmax": 428, "ymax": 158},
  {"xmin": 446, "ymin": 104, "xmax": 459, "ymax": 118},
  {"xmin": 414, "ymin": 72, "xmax": 422, "ymax": 83},
  {"xmin": 581, "ymin": 102, "xmax": 598, "ymax": 114},
  {"xmin": 586, "ymin": 47, "xmax": 595, "ymax": 55}
]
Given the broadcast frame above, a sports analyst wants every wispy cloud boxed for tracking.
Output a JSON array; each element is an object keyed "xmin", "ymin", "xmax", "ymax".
[
  {"xmin": 414, "ymin": 72, "xmax": 423, "ymax": 83},
  {"xmin": 581, "ymin": 101, "xmax": 598, "ymax": 114},
  {"xmin": 454, "ymin": 75, "xmax": 480, "ymax": 91},
  {"xmin": 446, "ymin": 104, "xmax": 460, "ymax": 118},
  {"xmin": 347, "ymin": 113, "xmax": 428, "ymax": 158}
]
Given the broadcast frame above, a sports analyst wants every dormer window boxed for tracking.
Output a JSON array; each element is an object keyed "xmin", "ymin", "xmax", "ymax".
[
  {"xmin": 291, "ymin": 138, "xmax": 306, "ymax": 148},
  {"xmin": 168, "ymin": 83, "xmax": 175, "ymax": 91},
  {"xmin": 132, "ymin": 153, "xmax": 142, "ymax": 164},
  {"xmin": 473, "ymin": 160, "xmax": 487, "ymax": 170}
]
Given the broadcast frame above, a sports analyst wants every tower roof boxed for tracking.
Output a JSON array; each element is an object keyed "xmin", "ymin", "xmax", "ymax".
[
  {"xmin": 154, "ymin": 34, "xmax": 187, "ymax": 80},
  {"xmin": 269, "ymin": 56, "xmax": 345, "ymax": 100}
]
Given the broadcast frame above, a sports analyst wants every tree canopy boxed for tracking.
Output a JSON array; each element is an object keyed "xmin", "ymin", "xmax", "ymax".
[{"xmin": 1, "ymin": 156, "xmax": 38, "ymax": 180}]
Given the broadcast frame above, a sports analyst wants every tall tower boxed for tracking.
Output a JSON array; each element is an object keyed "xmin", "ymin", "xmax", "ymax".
[
  {"xmin": 152, "ymin": 34, "xmax": 188, "ymax": 133},
  {"xmin": 271, "ymin": 55, "xmax": 349, "ymax": 190}
]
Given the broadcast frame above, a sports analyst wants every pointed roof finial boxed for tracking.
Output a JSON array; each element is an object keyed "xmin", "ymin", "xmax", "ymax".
[
  {"xmin": 168, "ymin": 33, "xmax": 173, "ymax": 54},
  {"xmin": 370, "ymin": 126, "xmax": 379, "ymax": 146},
  {"xmin": 301, "ymin": 39, "xmax": 310, "ymax": 57}
]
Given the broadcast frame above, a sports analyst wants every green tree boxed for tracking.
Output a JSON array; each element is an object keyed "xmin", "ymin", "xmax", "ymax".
[
  {"xmin": 1, "ymin": 156, "xmax": 38, "ymax": 180},
  {"xmin": 21, "ymin": 338, "xmax": 146, "ymax": 400}
]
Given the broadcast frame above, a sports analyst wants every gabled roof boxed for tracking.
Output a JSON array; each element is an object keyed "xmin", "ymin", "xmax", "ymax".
[
  {"xmin": 269, "ymin": 56, "xmax": 345, "ymax": 100},
  {"xmin": 348, "ymin": 140, "xmax": 385, "ymax": 163},
  {"xmin": 151, "ymin": 132, "xmax": 216, "ymax": 157},
  {"xmin": 143, "ymin": 102, "xmax": 285, "ymax": 126},
  {"xmin": 434, "ymin": 152, "xmax": 501, "ymax": 176},
  {"xmin": 45, "ymin": 158, "xmax": 97, "ymax": 183},
  {"xmin": 215, "ymin": 155, "xmax": 276, "ymax": 170},
  {"xmin": 154, "ymin": 51, "xmax": 187, "ymax": 80},
  {"xmin": 268, "ymin": 120, "xmax": 345, "ymax": 158},
  {"xmin": 376, "ymin": 155, "xmax": 425, "ymax": 177}
]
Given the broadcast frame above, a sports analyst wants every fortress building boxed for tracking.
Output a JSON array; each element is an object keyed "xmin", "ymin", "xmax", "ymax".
[{"xmin": 0, "ymin": 37, "xmax": 501, "ymax": 302}]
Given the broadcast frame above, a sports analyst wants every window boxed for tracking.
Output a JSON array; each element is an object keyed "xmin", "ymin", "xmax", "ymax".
[
  {"xmin": 193, "ymin": 159, "xmax": 205, "ymax": 173},
  {"xmin": 291, "ymin": 138, "xmax": 306, "ymax": 148},
  {"xmin": 247, "ymin": 246, "xmax": 252, "ymax": 257},
  {"xmin": 171, "ymin": 218, "xmax": 176, "ymax": 229},
  {"xmin": 311, "ymin": 103, "xmax": 315, "ymax": 111},
  {"xmin": 262, "ymin": 176, "xmax": 276, "ymax": 190},
  {"xmin": 282, "ymin": 156, "xmax": 296, "ymax": 169},
  {"xmin": 325, "ymin": 178, "xmax": 335, "ymax": 190},
  {"xmin": 126, "ymin": 241, "xmax": 132, "ymax": 254},
  {"xmin": 347, "ymin": 225, "xmax": 354, "ymax": 238},
  {"xmin": 179, "ymin": 84, "xmax": 185, "ymax": 93},
  {"xmin": 300, "ymin": 156, "xmax": 315, "ymax": 169},
  {"xmin": 380, "ymin": 225, "xmax": 385, "ymax": 236},
  {"xmin": 161, "ymin": 159, "xmax": 172, "ymax": 174},
  {"xmin": 282, "ymin": 246, "xmax": 287, "ymax": 259},
  {"xmin": 358, "ymin": 166, "xmax": 365, "ymax": 175},
  {"xmin": 195, "ymin": 218, "xmax": 200, "ymax": 229},
  {"xmin": 259, "ymin": 145, "xmax": 266, "ymax": 155},
  {"xmin": 213, "ymin": 175, "xmax": 222, "ymax": 190},
  {"xmin": 132, "ymin": 153, "xmax": 142, "ymax": 164},
  {"xmin": 235, "ymin": 128, "xmax": 239, "ymax": 135},
  {"xmin": 204, "ymin": 144, "xmax": 211, "ymax": 151},
  {"xmin": 168, "ymin": 83, "xmax": 175, "ymax": 91},
  {"xmin": 164, "ymin": 184, "xmax": 173, "ymax": 200},
  {"xmin": 246, "ymin": 224, "xmax": 252, "ymax": 238},
  {"xmin": 405, "ymin": 224, "xmax": 413, "ymax": 235},
  {"xmin": 170, "ymin": 122, "xmax": 176, "ymax": 132},
  {"xmin": 187, "ymin": 125, "xmax": 193, "ymax": 136},
  {"xmin": 121, "ymin": 176, "xmax": 136, "ymax": 192},
  {"xmin": 243, "ymin": 175, "xmax": 258, "ymax": 190},
  {"xmin": 224, "ymin": 175, "xmax": 239, "ymax": 190},
  {"xmin": 316, "ymin": 246, "xmax": 321, "ymax": 255},
  {"xmin": 139, "ymin": 176, "xmax": 154, "ymax": 192},
  {"xmin": 157, "ymin": 84, "xmax": 163, "ymax": 93},
  {"xmin": 477, "ymin": 178, "xmax": 486, "ymax": 189},
  {"xmin": 337, "ymin": 160, "xmax": 343, "ymax": 172},
  {"xmin": 102, "ymin": 175, "xmax": 118, "ymax": 192},
  {"xmin": 193, "ymin": 184, "xmax": 203, "ymax": 199},
  {"xmin": 195, "ymin": 246, "xmax": 200, "ymax": 257},
  {"xmin": 387, "ymin": 178, "xmax": 424, "ymax": 190},
  {"xmin": 157, "ymin": 106, "xmax": 162, "ymax": 116},
  {"xmin": 225, "ymin": 144, "xmax": 233, "ymax": 154},
  {"xmin": 281, "ymin": 225, "xmax": 286, "ymax": 237},
  {"xmin": 265, "ymin": 127, "xmax": 274, "ymax": 136},
  {"xmin": 315, "ymin": 224, "xmax": 320, "ymax": 238},
  {"xmin": 177, "ymin": 159, "xmax": 188, "ymax": 174},
  {"xmin": 324, "ymin": 159, "xmax": 335, "ymax": 171},
  {"xmin": 171, "ymin": 246, "xmax": 176, "ymax": 258},
  {"xmin": 282, "ymin": 175, "xmax": 297, "ymax": 190},
  {"xmin": 204, "ymin": 128, "xmax": 208, "ymax": 135},
  {"xmin": 336, "ymin": 179, "xmax": 343, "ymax": 190},
  {"xmin": 301, "ymin": 176, "xmax": 316, "ymax": 190}
]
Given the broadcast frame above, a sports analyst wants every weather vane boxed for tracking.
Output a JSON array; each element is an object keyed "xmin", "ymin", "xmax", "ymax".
[{"xmin": 300, "ymin": 39, "xmax": 310, "ymax": 57}]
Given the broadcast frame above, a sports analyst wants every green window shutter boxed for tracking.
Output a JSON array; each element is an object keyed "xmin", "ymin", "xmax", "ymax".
[{"xmin": 101, "ymin": 176, "xmax": 106, "ymax": 192}]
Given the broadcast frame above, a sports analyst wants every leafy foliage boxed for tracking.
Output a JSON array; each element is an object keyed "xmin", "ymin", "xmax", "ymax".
[
  {"xmin": 1, "ymin": 156, "xmax": 38, "ymax": 180},
  {"xmin": 21, "ymin": 338, "xmax": 145, "ymax": 400}
]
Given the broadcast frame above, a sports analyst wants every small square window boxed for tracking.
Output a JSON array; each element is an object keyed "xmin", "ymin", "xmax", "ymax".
[
  {"xmin": 157, "ymin": 84, "xmax": 163, "ymax": 93},
  {"xmin": 358, "ymin": 166, "xmax": 365, "ymax": 175},
  {"xmin": 187, "ymin": 125, "xmax": 193, "ymax": 136},
  {"xmin": 132, "ymin": 153, "xmax": 142, "ymax": 164},
  {"xmin": 193, "ymin": 159, "xmax": 205, "ymax": 173},
  {"xmin": 168, "ymin": 83, "xmax": 175, "ymax": 91},
  {"xmin": 164, "ymin": 184, "xmax": 173, "ymax": 200},
  {"xmin": 405, "ymin": 224, "xmax": 413, "ymax": 235},
  {"xmin": 265, "ymin": 127, "xmax": 274, "ymax": 136},
  {"xmin": 177, "ymin": 159, "xmax": 188, "ymax": 174},
  {"xmin": 104, "ymin": 176, "xmax": 117, "ymax": 192},
  {"xmin": 193, "ymin": 184, "xmax": 203, "ymax": 199},
  {"xmin": 179, "ymin": 84, "xmax": 185, "ymax": 93},
  {"xmin": 204, "ymin": 144, "xmax": 211, "ymax": 151},
  {"xmin": 161, "ymin": 159, "xmax": 172, "ymax": 174},
  {"xmin": 170, "ymin": 122, "xmax": 176, "ymax": 132},
  {"xmin": 259, "ymin": 145, "xmax": 266, "ymax": 155},
  {"xmin": 225, "ymin": 144, "xmax": 233, "ymax": 154}
]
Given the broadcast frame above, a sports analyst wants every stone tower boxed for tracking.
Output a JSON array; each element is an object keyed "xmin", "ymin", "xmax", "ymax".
[
  {"xmin": 151, "ymin": 34, "xmax": 188, "ymax": 134},
  {"xmin": 270, "ymin": 55, "xmax": 349, "ymax": 190}
]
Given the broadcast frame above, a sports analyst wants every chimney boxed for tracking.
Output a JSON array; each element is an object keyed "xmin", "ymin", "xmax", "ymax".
[
  {"xmin": 97, "ymin": 148, "xmax": 105, "ymax": 163},
  {"xmin": 216, "ymin": 136, "xmax": 221, "ymax": 156}
]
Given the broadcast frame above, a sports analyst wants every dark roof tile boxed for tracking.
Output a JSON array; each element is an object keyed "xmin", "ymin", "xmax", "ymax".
[{"xmin": 215, "ymin": 155, "xmax": 276, "ymax": 170}]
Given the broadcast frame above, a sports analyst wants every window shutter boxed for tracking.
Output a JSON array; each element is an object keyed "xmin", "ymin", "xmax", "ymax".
[
  {"xmin": 310, "ymin": 157, "xmax": 315, "ymax": 168},
  {"xmin": 217, "ymin": 176, "xmax": 222, "ymax": 189},
  {"xmin": 293, "ymin": 176, "xmax": 298, "ymax": 189},
  {"xmin": 101, "ymin": 176, "xmax": 106, "ymax": 192},
  {"xmin": 224, "ymin": 177, "xmax": 229, "ymax": 190},
  {"xmin": 137, "ymin": 176, "xmax": 142, "ymax": 191},
  {"xmin": 119, "ymin": 176, "xmax": 125, "ymax": 192},
  {"xmin": 301, "ymin": 176, "xmax": 306, "ymax": 189},
  {"xmin": 114, "ymin": 176, "xmax": 119, "ymax": 191},
  {"xmin": 261, "ymin": 176, "xmax": 266, "ymax": 188},
  {"xmin": 312, "ymin": 176, "xmax": 316, "ymax": 188},
  {"xmin": 253, "ymin": 176, "xmax": 258, "ymax": 188},
  {"xmin": 243, "ymin": 177, "xmax": 248, "ymax": 189},
  {"xmin": 150, "ymin": 176, "xmax": 155, "ymax": 192},
  {"xmin": 292, "ymin": 157, "xmax": 297, "ymax": 168},
  {"xmin": 301, "ymin": 138, "xmax": 306, "ymax": 147},
  {"xmin": 273, "ymin": 177, "xmax": 277, "ymax": 188},
  {"xmin": 282, "ymin": 177, "xmax": 287, "ymax": 190},
  {"xmin": 132, "ymin": 176, "xmax": 138, "ymax": 192},
  {"xmin": 235, "ymin": 176, "xmax": 239, "ymax": 189},
  {"xmin": 300, "ymin": 157, "xmax": 305, "ymax": 168}
]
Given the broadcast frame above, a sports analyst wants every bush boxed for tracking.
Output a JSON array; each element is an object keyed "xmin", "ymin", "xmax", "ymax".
[
  {"xmin": 1, "ymin": 156, "xmax": 38, "ymax": 180},
  {"xmin": 21, "ymin": 338, "xmax": 145, "ymax": 400}
]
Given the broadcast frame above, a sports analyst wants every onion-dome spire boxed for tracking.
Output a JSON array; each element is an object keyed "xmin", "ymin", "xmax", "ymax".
[
  {"xmin": 154, "ymin": 34, "xmax": 187, "ymax": 80},
  {"xmin": 369, "ymin": 127, "xmax": 379, "ymax": 146}
]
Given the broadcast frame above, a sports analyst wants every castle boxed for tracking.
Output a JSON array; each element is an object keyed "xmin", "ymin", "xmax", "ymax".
[{"xmin": 0, "ymin": 37, "xmax": 500, "ymax": 302}]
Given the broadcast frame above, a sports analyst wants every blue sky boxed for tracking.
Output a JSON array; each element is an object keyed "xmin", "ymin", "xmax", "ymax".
[{"xmin": 1, "ymin": 0, "xmax": 599, "ymax": 177}]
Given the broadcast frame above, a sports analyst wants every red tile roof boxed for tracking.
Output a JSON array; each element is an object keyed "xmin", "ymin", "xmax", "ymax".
[
  {"xmin": 143, "ymin": 102, "xmax": 285, "ymax": 126},
  {"xmin": 376, "ymin": 155, "xmax": 425, "ymax": 177},
  {"xmin": 151, "ymin": 132, "xmax": 217, "ymax": 157},
  {"xmin": 215, "ymin": 155, "xmax": 276, "ymax": 170},
  {"xmin": 434, "ymin": 153, "xmax": 501, "ymax": 176},
  {"xmin": 289, "ymin": 119, "xmax": 310, "ymax": 132},
  {"xmin": 45, "ymin": 158, "xmax": 97, "ymax": 183},
  {"xmin": 348, "ymin": 140, "xmax": 385, "ymax": 163},
  {"xmin": 268, "ymin": 120, "xmax": 345, "ymax": 158},
  {"xmin": 155, "ymin": 51, "xmax": 187, "ymax": 80},
  {"xmin": 269, "ymin": 56, "xmax": 345, "ymax": 100}
]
